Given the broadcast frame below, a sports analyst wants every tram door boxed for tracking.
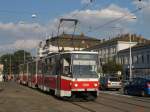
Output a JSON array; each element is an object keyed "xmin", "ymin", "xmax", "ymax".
[{"xmin": 56, "ymin": 56, "xmax": 63, "ymax": 95}]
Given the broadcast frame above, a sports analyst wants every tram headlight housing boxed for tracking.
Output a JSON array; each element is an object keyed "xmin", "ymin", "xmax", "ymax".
[
  {"xmin": 94, "ymin": 83, "xmax": 98, "ymax": 87},
  {"xmin": 74, "ymin": 83, "xmax": 78, "ymax": 87}
]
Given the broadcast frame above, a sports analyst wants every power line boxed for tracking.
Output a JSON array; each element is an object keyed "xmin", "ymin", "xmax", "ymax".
[
  {"xmin": 53, "ymin": 0, "xmax": 96, "ymax": 32},
  {"xmin": 85, "ymin": 4, "xmax": 149, "ymax": 34}
]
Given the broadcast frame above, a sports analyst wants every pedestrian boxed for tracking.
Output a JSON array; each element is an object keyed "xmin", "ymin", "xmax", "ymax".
[{"xmin": 3, "ymin": 75, "xmax": 6, "ymax": 82}]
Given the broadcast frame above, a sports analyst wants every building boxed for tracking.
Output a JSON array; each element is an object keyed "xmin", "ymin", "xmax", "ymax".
[
  {"xmin": 85, "ymin": 34, "xmax": 148, "ymax": 64},
  {"xmin": 118, "ymin": 43, "xmax": 150, "ymax": 79},
  {"xmin": 84, "ymin": 34, "xmax": 149, "ymax": 77},
  {"xmin": 37, "ymin": 33, "xmax": 101, "ymax": 58}
]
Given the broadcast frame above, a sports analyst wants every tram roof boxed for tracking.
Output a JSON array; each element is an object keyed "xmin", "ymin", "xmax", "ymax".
[
  {"xmin": 46, "ymin": 51, "xmax": 98, "ymax": 57},
  {"xmin": 60, "ymin": 51, "xmax": 98, "ymax": 54},
  {"xmin": 21, "ymin": 51, "xmax": 98, "ymax": 63},
  {"xmin": 48, "ymin": 51, "xmax": 98, "ymax": 56}
]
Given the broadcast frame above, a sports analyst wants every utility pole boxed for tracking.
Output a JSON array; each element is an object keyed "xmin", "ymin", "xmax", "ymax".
[
  {"xmin": 129, "ymin": 34, "xmax": 132, "ymax": 81},
  {"xmin": 9, "ymin": 54, "xmax": 11, "ymax": 79},
  {"xmin": 23, "ymin": 39, "xmax": 26, "ymax": 65}
]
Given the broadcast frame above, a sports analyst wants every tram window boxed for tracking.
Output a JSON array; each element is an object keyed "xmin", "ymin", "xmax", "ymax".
[
  {"xmin": 73, "ymin": 54, "xmax": 96, "ymax": 60},
  {"xmin": 32, "ymin": 62, "xmax": 36, "ymax": 75},
  {"xmin": 47, "ymin": 58, "xmax": 53, "ymax": 75},
  {"xmin": 63, "ymin": 59, "xmax": 70, "ymax": 75},
  {"xmin": 42, "ymin": 61, "xmax": 47, "ymax": 74},
  {"xmin": 42, "ymin": 59, "xmax": 48, "ymax": 75},
  {"xmin": 46, "ymin": 57, "xmax": 56, "ymax": 75},
  {"xmin": 28, "ymin": 63, "xmax": 32, "ymax": 76},
  {"xmin": 38, "ymin": 61, "xmax": 42, "ymax": 74},
  {"xmin": 62, "ymin": 56, "xmax": 71, "ymax": 77},
  {"xmin": 55, "ymin": 56, "xmax": 62, "ymax": 75}
]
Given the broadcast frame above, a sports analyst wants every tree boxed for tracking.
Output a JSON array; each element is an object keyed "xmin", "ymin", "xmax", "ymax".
[
  {"xmin": 0, "ymin": 50, "xmax": 32, "ymax": 75},
  {"xmin": 0, "ymin": 54, "xmax": 13, "ymax": 75},
  {"xmin": 102, "ymin": 60, "xmax": 123, "ymax": 76}
]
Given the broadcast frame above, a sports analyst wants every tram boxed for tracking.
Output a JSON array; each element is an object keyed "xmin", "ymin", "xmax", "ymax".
[{"xmin": 19, "ymin": 51, "xmax": 99, "ymax": 100}]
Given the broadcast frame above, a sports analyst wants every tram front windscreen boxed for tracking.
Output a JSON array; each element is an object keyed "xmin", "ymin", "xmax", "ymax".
[{"xmin": 72, "ymin": 53, "xmax": 98, "ymax": 78}]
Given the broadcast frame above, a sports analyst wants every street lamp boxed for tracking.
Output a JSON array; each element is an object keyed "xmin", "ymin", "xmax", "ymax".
[
  {"xmin": 129, "ymin": 16, "xmax": 136, "ymax": 81},
  {"xmin": 31, "ymin": 14, "xmax": 37, "ymax": 18},
  {"xmin": 9, "ymin": 54, "xmax": 12, "ymax": 78},
  {"xmin": 31, "ymin": 14, "xmax": 38, "ymax": 84},
  {"xmin": 129, "ymin": 34, "xmax": 132, "ymax": 81}
]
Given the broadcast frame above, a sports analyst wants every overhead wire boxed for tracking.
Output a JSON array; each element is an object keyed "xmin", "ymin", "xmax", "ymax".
[
  {"xmin": 53, "ymin": 1, "xmax": 95, "ymax": 36},
  {"xmin": 85, "ymin": 2, "xmax": 150, "ymax": 34}
]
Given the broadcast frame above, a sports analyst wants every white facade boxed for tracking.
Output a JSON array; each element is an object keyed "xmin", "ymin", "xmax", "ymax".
[
  {"xmin": 37, "ymin": 41, "xmax": 84, "ymax": 58},
  {"xmin": 117, "ymin": 41, "xmax": 137, "ymax": 51},
  {"xmin": 89, "ymin": 41, "xmax": 137, "ymax": 64}
]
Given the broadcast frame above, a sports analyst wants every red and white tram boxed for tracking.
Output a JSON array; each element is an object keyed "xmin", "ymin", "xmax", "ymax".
[{"xmin": 19, "ymin": 51, "xmax": 99, "ymax": 100}]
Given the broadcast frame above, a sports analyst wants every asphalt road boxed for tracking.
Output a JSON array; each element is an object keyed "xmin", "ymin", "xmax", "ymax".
[{"xmin": 0, "ymin": 82, "xmax": 150, "ymax": 112}]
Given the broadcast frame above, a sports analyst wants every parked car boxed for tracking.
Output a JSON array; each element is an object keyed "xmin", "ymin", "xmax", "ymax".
[
  {"xmin": 123, "ymin": 77, "xmax": 150, "ymax": 96},
  {"xmin": 100, "ymin": 76, "xmax": 122, "ymax": 90}
]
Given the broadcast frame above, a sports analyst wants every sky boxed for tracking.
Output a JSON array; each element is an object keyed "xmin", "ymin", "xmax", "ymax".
[{"xmin": 0, "ymin": 0, "xmax": 150, "ymax": 55}]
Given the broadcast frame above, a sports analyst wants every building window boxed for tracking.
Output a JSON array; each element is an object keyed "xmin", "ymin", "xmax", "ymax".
[
  {"xmin": 125, "ymin": 56, "xmax": 128, "ymax": 64},
  {"xmin": 142, "ymin": 55, "xmax": 144, "ymax": 64},
  {"xmin": 121, "ymin": 57, "xmax": 123, "ymax": 64},
  {"xmin": 110, "ymin": 48, "xmax": 113, "ymax": 54},
  {"xmin": 102, "ymin": 49, "xmax": 105, "ymax": 55},
  {"xmin": 99, "ymin": 50, "xmax": 101, "ymax": 54},
  {"xmin": 106, "ymin": 49, "xmax": 108, "ymax": 55},
  {"xmin": 114, "ymin": 48, "xmax": 116, "ymax": 54},
  {"xmin": 137, "ymin": 56, "xmax": 139, "ymax": 64},
  {"xmin": 123, "ymin": 56, "xmax": 125, "ymax": 64},
  {"xmin": 98, "ymin": 50, "xmax": 101, "ymax": 55},
  {"xmin": 138, "ymin": 54, "xmax": 141, "ymax": 63},
  {"xmin": 118, "ymin": 57, "xmax": 121, "ymax": 64},
  {"xmin": 112, "ymin": 48, "xmax": 116, "ymax": 54},
  {"xmin": 147, "ymin": 54, "xmax": 150, "ymax": 64},
  {"xmin": 133, "ymin": 55, "xmax": 137, "ymax": 64}
]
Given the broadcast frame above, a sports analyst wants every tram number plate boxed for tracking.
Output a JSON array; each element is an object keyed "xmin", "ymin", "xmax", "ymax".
[{"xmin": 83, "ymin": 83, "xmax": 89, "ymax": 86}]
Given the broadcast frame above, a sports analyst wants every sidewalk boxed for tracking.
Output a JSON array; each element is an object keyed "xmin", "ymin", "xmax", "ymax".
[
  {"xmin": 0, "ymin": 82, "xmax": 4, "ymax": 92},
  {"xmin": 0, "ymin": 87, "xmax": 3, "ymax": 92}
]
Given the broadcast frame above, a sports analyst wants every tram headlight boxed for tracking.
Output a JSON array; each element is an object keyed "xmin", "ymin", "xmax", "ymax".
[
  {"xmin": 94, "ymin": 83, "xmax": 98, "ymax": 87},
  {"xmin": 74, "ymin": 83, "xmax": 78, "ymax": 87}
]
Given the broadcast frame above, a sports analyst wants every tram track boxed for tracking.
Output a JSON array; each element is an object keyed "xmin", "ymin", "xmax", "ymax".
[
  {"xmin": 98, "ymin": 96, "xmax": 150, "ymax": 109},
  {"xmin": 102, "ymin": 93, "xmax": 150, "ymax": 105},
  {"xmin": 71, "ymin": 102, "xmax": 97, "ymax": 112},
  {"xmin": 93, "ymin": 101, "xmax": 130, "ymax": 112},
  {"xmin": 69, "ymin": 94, "xmax": 150, "ymax": 112},
  {"xmin": 70, "ymin": 100, "xmax": 130, "ymax": 112},
  {"xmin": 132, "ymin": 96, "xmax": 150, "ymax": 103},
  {"xmin": 100, "ymin": 91, "xmax": 150, "ymax": 103}
]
